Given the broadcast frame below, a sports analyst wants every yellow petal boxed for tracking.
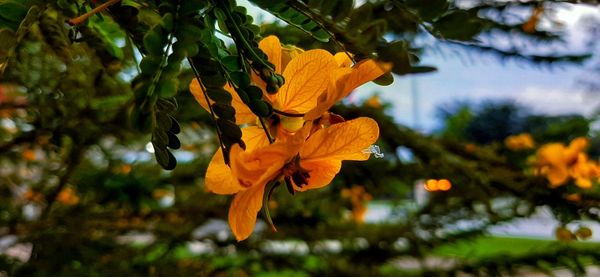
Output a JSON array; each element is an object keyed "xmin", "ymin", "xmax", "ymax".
[
  {"xmin": 301, "ymin": 117, "xmax": 379, "ymax": 161},
  {"xmin": 228, "ymin": 183, "xmax": 265, "ymax": 241},
  {"xmin": 295, "ymin": 159, "xmax": 341, "ymax": 192},
  {"xmin": 547, "ymin": 165, "xmax": 569, "ymax": 187},
  {"xmin": 205, "ymin": 149, "xmax": 243, "ymax": 195},
  {"xmin": 575, "ymin": 178, "xmax": 593, "ymax": 189},
  {"xmin": 305, "ymin": 60, "xmax": 388, "ymax": 120},
  {"xmin": 334, "ymin": 52, "xmax": 353, "ymax": 67},
  {"xmin": 276, "ymin": 49, "xmax": 337, "ymax": 114},
  {"xmin": 229, "ymin": 143, "xmax": 290, "ymax": 189},
  {"xmin": 242, "ymin": 126, "xmax": 271, "ymax": 152},
  {"xmin": 537, "ymin": 143, "xmax": 567, "ymax": 166},
  {"xmin": 569, "ymin": 137, "xmax": 588, "ymax": 152},
  {"xmin": 304, "ymin": 67, "xmax": 352, "ymax": 120},
  {"xmin": 259, "ymin": 36, "xmax": 282, "ymax": 74},
  {"xmin": 189, "ymin": 80, "xmax": 255, "ymax": 125},
  {"xmin": 281, "ymin": 45, "xmax": 304, "ymax": 70}
]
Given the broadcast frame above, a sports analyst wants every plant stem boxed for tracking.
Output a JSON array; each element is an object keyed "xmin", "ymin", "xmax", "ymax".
[{"xmin": 67, "ymin": 0, "xmax": 122, "ymax": 26}]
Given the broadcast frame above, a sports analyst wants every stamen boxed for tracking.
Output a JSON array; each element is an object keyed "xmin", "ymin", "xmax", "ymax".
[{"xmin": 362, "ymin": 145, "xmax": 384, "ymax": 158}]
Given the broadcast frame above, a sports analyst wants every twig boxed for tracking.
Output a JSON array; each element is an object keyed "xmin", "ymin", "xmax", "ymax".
[
  {"xmin": 67, "ymin": 0, "xmax": 122, "ymax": 26},
  {"xmin": 41, "ymin": 146, "xmax": 83, "ymax": 218}
]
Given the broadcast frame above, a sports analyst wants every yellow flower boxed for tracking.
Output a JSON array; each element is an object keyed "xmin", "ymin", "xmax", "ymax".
[
  {"xmin": 570, "ymin": 153, "xmax": 600, "ymax": 189},
  {"xmin": 191, "ymin": 36, "xmax": 386, "ymax": 241},
  {"xmin": 341, "ymin": 185, "xmax": 372, "ymax": 224},
  {"xmin": 207, "ymin": 118, "xmax": 379, "ymax": 240},
  {"xmin": 364, "ymin": 95, "xmax": 382, "ymax": 108},
  {"xmin": 424, "ymin": 179, "xmax": 452, "ymax": 191},
  {"xmin": 56, "ymin": 187, "xmax": 80, "ymax": 205},
  {"xmin": 535, "ymin": 137, "xmax": 593, "ymax": 187},
  {"xmin": 505, "ymin": 133, "xmax": 535, "ymax": 151}
]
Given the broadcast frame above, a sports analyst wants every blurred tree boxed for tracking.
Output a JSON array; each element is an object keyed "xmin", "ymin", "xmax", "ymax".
[{"xmin": 1, "ymin": 0, "xmax": 600, "ymax": 276}]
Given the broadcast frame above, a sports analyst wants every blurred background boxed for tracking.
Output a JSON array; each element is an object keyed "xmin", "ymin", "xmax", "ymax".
[{"xmin": 1, "ymin": 0, "xmax": 600, "ymax": 276}]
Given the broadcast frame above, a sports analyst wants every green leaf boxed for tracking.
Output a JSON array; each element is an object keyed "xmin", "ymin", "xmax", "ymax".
[
  {"xmin": 156, "ymin": 112, "xmax": 172, "ymax": 131},
  {"xmin": 221, "ymin": 55, "xmax": 241, "ymax": 71},
  {"xmin": 373, "ymin": 72, "xmax": 394, "ymax": 86},
  {"xmin": 140, "ymin": 56, "xmax": 161, "ymax": 76},
  {"xmin": 433, "ymin": 11, "xmax": 483, "ymax": 41},
  {"xmin": 249, "ymin": 100, "xmax": 272, "ymax": 117},
  {"xmin": 410, "ymin": 65, "xmax": 437, "ymax": 74},
  {"xmin": 0, "ymin": 1, "xmax": 28, "ymax": 25},
  {"xmin": 169, "ymin": 117, "xmax": 181, "ymax": 134},
  {"xmin": 378, "ymin": 41, "xmax": 411, "ymax": 75},
  {"xmin": 229, "ymin": 71, "xmax": 250, "ymax": 88},
  {"xmin": 249, "ymin": 1, "xmax": 330, "ymax": 42},
  {"xmin": 152, "ymin": 130, "xmax": 168, "ymax": 146},
  {"xmin": 406, "ymin": 0, "xmax": 448, "ymax": 21},
  {"xmin": 214, "ymin": 8, "xmax": 229, "ymax": 33},
  {"xmin": 212, "ymin": 103, "xmax": 236, "ymax": 120},
  {"xmin": 157, "ymin": 78, "xmax": 179, "ymax": 98},
  {"xmin": 217, "ymin": 118, "xmax": 242, "ymax": 141},
  {"xmin": 206, "ymin": 87, "xmax": 233, "ymax": 104},
  {"xmin": 167, "ymin": 132, "xmax": 180, "ymax": 149},
  {"xmin": 154, "ymin": 146, "xmax": 177, "ymax": 170},
  {"xmin": 143, "ymin": 28, "xmax": 165, "ymax": 56},
  {"xmin": 245, "ymin": 85, "xmax": 263, "ymax": 100}
]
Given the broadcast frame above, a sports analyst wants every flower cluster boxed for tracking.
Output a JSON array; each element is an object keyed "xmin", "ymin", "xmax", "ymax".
[
  {"xmin": 424, "ymin": 179, "xmax": 452, "ymax": 192},
  {"xmin": 534, "ymin": 137, "xmax": 600, "ymax": 189},
  {"xmin": 189, "ymin": 36, "xmax": 388, "ymax": 240},
  {"xmin": 505, "ymin": 133, "xmax": 535, "ymax": 151}
]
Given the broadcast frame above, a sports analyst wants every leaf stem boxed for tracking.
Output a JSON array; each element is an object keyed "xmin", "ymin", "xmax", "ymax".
[
  {"xmin": 188, "ymin": 58, "xmax": 228, "ymax": 161},
  {"xmin": 274, "ymin": 109, "xmax": 304, "ymax": 118},
  {"xmin": 67, "ymin": 0, "xmax": 122, "ymax": 26},
  {"xmin": 262, "ymin": 180, "xmax": 281, "ymax": 232}
]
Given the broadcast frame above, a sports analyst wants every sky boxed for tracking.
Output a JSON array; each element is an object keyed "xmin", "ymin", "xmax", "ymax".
[{"xmin": 241, "ymin": 1, "xmax": 600, "ymax": 133}]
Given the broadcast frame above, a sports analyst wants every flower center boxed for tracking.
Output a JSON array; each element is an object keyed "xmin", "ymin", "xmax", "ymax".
[{"xmin": 282, "ymin": 155, "xmax": 311, "ymax": 188}]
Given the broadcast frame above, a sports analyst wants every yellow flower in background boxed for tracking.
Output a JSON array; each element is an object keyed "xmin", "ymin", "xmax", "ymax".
[
  {"xmin": 56, "ymin": 187, "xmax": 80, "ymax": 206},
  {"xmin": 570, "ymin": 153, "xmax": 600, "ymax": 189},
  {"xmin": 505, "ymin": 133, "xmax": 535, "ymax": 151},
  {"xmin": 424, "ymin": 179, "xmax": 452, "ymax": 192},
  {"xmin": 364, "ymin": 95, "xmax": 382, "ymax": 108},
  {"xmin": 341, "ymin": 185, "xmax": 373, "ymax": 224},
  {"xmin": 534, "ymin": 137, "xmax": 599, "ymax": 188}
]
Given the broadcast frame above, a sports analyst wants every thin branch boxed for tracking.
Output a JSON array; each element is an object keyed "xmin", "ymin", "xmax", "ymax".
[{"xmin": 67, "ymin": 0, "xmax": 122, "ymax": 26}]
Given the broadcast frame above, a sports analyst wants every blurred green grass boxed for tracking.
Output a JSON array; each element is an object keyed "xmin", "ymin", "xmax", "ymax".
[{"xmin": 433, "ymin": 236, "xmax": 600, "ymax": 260}]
